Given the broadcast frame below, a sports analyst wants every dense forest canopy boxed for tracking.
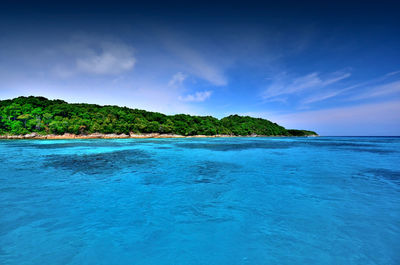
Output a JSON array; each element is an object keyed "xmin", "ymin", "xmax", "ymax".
[{"xmin": 0, "ymin": 96, "xmax": 317, "ymax": 136}]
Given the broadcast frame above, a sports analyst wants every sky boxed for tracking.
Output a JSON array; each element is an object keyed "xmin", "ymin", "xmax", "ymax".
[{"xmin": 0, "ymin": 0, "xmax": 399, "ymax": 135}]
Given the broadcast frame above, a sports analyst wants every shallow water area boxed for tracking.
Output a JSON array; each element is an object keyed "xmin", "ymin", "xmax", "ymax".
[{"xmin": 1, "ymin": 137, "xmax": 399, "ymax": 264}]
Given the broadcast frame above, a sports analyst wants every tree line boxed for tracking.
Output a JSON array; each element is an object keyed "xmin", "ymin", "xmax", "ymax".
[{"xmin": 0, "ymin": 96, "xmax": 317, "ymax": 136}]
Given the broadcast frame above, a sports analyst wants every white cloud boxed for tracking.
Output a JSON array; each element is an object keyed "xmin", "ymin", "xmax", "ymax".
[
  {"xmin": 163, "ymin": 38, "xmax": 228, "ymax": 86},
  {"xmin": 348, "ymin": 80, "xmax": 400, "ymax": 101},
  {"xmin": 262, "ymin": 71, "xmax": 351, "ymax": 100},
  {"xmin": 301, "ymin": 71, "xmax": 400, "ymax": 105},
  {"xmin": 75, "ymin": 41, "xmax": 135, "ymax": 75},
  {"xmin": 51, "ymin": 36, "xmax": 136, "ymax": 77},
  {"xmin": 179, "ymin": 90, "xmax": 212, "ymax": 102},
  {"xmin": 301, "ymin": 87, "xmax": 349, "ymax": 105},
  {"xmin": 385, "ymin": 70, "xmax": 400, "ymax": 77},
  {"xmin": 168, "ymin": 72, "xmax": 187, "ymax": 87}
]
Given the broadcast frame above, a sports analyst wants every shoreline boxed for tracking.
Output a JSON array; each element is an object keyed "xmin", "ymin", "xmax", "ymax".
[{"xmin": 0, "ymin": 132, "xmax": 318, "ymax": 140}]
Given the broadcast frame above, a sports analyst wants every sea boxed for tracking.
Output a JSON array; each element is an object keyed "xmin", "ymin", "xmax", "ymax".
[{"xmin": 0, "ymin": 137, "xmax": 399, "ymax": 265}]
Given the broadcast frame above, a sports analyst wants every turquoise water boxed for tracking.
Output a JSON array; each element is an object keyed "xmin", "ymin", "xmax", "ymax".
[{"xmin": 0, "ymin": 137, "xmax": 399, "ymax": 265}]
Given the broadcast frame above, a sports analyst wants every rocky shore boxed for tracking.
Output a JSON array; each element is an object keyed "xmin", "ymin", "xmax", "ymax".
[{"xmin": 0, "ymin": 132, "xmax": 242, "ymax": 140}]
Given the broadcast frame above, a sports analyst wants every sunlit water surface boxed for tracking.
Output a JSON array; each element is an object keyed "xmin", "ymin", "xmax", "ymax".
[{"xmin": 1, "ymin": 137, "xmax": 399, "ymax": 264}]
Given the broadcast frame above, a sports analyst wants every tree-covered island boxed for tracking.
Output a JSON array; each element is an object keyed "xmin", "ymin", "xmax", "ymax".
[{"xmin": 0, "ymin": 96, "xmax": 317, "ymax": 138}]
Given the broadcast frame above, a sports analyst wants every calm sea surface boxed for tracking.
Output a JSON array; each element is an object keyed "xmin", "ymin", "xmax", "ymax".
[{"xmin": 0, "ymin": 137, "xmax": 399, "ymax": 265}]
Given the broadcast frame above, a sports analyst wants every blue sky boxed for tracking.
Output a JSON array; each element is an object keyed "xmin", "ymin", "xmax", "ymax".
[{"xmin": 0, "ymin": 0, "xmax": 399, "ymax": 135}]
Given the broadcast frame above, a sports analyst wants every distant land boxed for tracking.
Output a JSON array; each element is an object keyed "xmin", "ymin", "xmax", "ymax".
[{"xmin": 0, "ymin": 96, "xmax": 317, "ymax": 139}]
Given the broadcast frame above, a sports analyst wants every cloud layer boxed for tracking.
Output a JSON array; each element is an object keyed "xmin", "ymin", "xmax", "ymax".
[
  {"xmin": 53, "ymin": 37, "xmax": 136, "ymax": 77},
  {"xmin": 76, "ymin": 41, "xmax": 135, "ymax": 75},
  {"xmin": 179, "ymin": 91, "xmax": 212, "ymax": 102},
  {"xmin": 263, "ymin": 71, "xmax": 351, "ymax": 101}
]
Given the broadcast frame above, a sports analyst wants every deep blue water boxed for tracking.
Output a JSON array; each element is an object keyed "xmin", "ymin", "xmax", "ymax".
[{"xmin": 0, "ymin": 137, "xmax": 399, "ymax": 265}]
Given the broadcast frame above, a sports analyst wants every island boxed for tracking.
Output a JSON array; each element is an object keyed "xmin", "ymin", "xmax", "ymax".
[{"xmin": 0, "ymin": 96, "xmax": 317, "ymax": 139}]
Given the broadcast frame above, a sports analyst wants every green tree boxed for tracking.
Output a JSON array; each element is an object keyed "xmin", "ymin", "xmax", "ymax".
[
  {"xmin": 10, "ymin": 121, "xmax": 27, "ymax": 135},
  {"xmin": 0, "ymin": 96, "xmax": 317, "ymax": 136},
  {"xmin": 17, "ymin": 114, "xmax": 32, "ymax": 128}
]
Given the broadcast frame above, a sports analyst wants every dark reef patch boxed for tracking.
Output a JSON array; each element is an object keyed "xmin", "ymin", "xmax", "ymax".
[
  {"xmin": 357, "ymin": 168, "xmax": 400, "ymax": 184},
  {"xmin": 175, "ymin": 140, "xmax": 297, "ymax": 151},
  {"xmin": 155, "ymin": 146, "xmax": 173, "ymax": 150},
  {"xmin": 174, "ymin": 138, "xmax": 380, "ymax": 152},
  {"xmin": 44, "ymin": 149, "xmax": 153, "ymax": 175},
  {"xmin": 299, "ymin": 140, "xmax": 377, "ymax": 148},
  {"xmin": 189, "ymin": 160, "xmax": 241, "ymax": 184},
  {"xmin": 300, "ymin": 138, "xmax": 394, "ymax": 154},
  {"xmin": 342, "ymin": 147, "xmax": 396, "ymax": 154}
]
